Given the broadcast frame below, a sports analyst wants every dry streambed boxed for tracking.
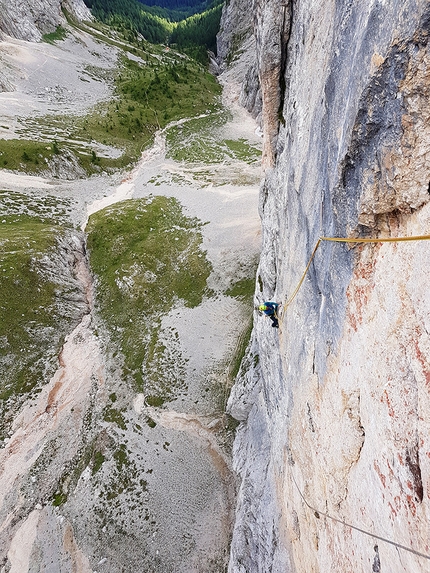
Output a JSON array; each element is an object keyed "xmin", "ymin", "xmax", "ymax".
[{"xmin": 0, "ymin": 30, "xmax": 261, "ymax": 573}]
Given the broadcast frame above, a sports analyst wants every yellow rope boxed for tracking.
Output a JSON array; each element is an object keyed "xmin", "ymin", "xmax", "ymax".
[
  {"xmin": 280, "ymin": 234, "xmax": 430, "ymax": 316},
  {"xmin": 281, "ymin": 239, "xmax": 322, "ymax": 311}
]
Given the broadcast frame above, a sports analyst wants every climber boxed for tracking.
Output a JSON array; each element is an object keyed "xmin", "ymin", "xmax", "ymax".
[{"xmin": 258, "ymin": 302, "xmax": 279, "ymax": 328}]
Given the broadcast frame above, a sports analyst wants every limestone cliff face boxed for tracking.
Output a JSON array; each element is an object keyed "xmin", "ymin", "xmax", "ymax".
[
  {"xmin": 217, "ymin": 0, "xmax": 291, "ymax": 167},
  {"xmin": 252, "ymin": 0, "xmax": 290, "ymax": 167},
  {"xmin": 0, "ymin": 0, "xmax": 91, "ymax": 41},
  {"xmin": 222, "ymin": 0, "xmax": 430, "ymax": 571},
  {"xmin": 217, "ymin": 0, "xmax": 253, "ymax": 69}
]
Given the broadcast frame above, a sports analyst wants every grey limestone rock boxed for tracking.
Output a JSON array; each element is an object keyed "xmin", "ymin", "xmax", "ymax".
[
  {"xmin": 239, "ymin": 61, "xmax": 262, "ymax": 120},
  {"xmin": 216, "ymin": 0, "xmax": 253, "ymax": 70},
  {"xmin": 0, "ymin": 68, "xmax": 14, "ymax": 92},
  {"xmin": 218, "ymin": 0, "xmax": 291, "ymax": 165},
  {"xmin": 253, "ymin": 0, "xmax": 291, "ymax": 167},
  {"xmin": 0, "ymin": 0, "xmax": 92, "ymax": 41},
  {"xmin": 227, "ymin": 333, "xmax": 261, "ymax": 422},
  {"xmin": 227, "ymin": 1, "xmax": 430, "ymax": 572}
]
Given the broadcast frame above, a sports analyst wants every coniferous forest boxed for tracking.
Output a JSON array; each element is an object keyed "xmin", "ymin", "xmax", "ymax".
[{"xmin": 84, "ymin": 0, "xmax": 223, "ymax": 61}]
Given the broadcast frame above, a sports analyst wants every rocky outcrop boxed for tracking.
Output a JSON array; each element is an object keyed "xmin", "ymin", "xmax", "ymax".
[
  {"xmin": 0, "ymin": 0, "xmax": 92, "ymax": 42},
  {"xmin": 216, "ymin": 0, "xmax": 261, "ymax": 121},
  {"xmin": 0, "ymin": 69, "xmax": 14, "ymax": 92},
  {"xmin": 218, "ymin": 0, "xmax": 291, "ymax": 167},
  {"xmin": 253, "ymin": 0, "xmax": 291, "ymax": 167},
  {"xmin": 216, "ymin": 0, "xmax": 253, "ymax": 70},
  {"xmin": 239, "ymin": 61, "xmax": 261, "ymax": 120},
  {"xmin": 355, "ymin": 34, "xmax": 430, "ymax": 227},
  {"xmin": 222, "ymin": 1, "xmax": 430, "ymax": 572},
  {"xmin": 46, "ymin": 149, "xmax": 88, "ymax": 179}
]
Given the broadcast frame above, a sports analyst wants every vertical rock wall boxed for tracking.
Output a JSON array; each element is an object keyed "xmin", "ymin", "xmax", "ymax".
[
  {"xmin": 224, "ymin": 0, "xmax": 430, "ymax": 571},
  {"xmin": 217, "ymin": 0, "xmax": 253, "ymax": 68}
]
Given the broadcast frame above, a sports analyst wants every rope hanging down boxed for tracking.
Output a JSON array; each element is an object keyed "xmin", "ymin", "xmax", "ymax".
[
  {"xmin": 291, "ymin": 472, "xmax": 430, "ymax": 561},
  {"xmin": 280, "ymin": 234, "xmax": 430, "ymax": 315}
]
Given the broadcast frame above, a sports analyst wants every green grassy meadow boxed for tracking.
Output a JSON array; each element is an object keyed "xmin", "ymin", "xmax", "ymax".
[
  {"xmin": 166, "ymin": 113, "xmax": 261, "ymax": 164},
  {"xmin": 2, "ymin": 25, "xmax": 222, "ymax": 177},
  {"xmin": 86, "ymin": 196, "xmax": 212, "ymax": 403}
]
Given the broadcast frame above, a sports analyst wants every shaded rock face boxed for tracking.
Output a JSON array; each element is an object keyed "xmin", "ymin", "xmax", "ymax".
[
  {"xmin": 353, "ymin": 31, "xmax": 430, "ymax": 227},
  {"xmin": 216, "ymin": 0, "xmax": 262, "ymax": 121},
  {"xmin": 0, "ymin": 70, "xmax": 13, "ymax": 92},
  {"xmin": 0, "ymin": 0, "xmax": 91, "ymax": 41},
  {"xmin": 223, "ymin": 1, "xmax": 430, "ymax": 572},
  {"xmin": 239, "ymin": 61, "xmax": 261, "ymax": 120}
]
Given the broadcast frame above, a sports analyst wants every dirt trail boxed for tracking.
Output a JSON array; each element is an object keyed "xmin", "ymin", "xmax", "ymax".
[{"xmin": 83, "ymin": 112, "xmax": 214, "ymax": 228}]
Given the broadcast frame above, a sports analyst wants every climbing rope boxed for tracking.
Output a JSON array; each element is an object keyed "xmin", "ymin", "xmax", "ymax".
[
  {"xmin": 280, "ymin": 234, "xmax": 430, "ymax": 316},
  {"xmin": 291, "ymin": 471, "xmax": 430, "ymax": 561},
  {"xmin": 277, "ymin": 235, "xmax": 430, "ymax": 560}
]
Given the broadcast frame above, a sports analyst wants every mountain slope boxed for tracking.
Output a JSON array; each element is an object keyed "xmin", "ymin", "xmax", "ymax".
[{"xmin": 0, "ymin": 0, "xmax": 92, "ymax": 41}]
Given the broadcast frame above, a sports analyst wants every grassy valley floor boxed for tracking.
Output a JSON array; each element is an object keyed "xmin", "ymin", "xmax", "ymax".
[{"xmin": 0, "ymin": 20, "xmax": 261, "ymax": 573}]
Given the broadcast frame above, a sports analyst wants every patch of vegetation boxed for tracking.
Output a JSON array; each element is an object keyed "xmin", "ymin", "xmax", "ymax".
[
  {"xmin": 117, "ymin": 55, "xmax": 221, "ymax": 122},
  {"xmin": 166, "ymin": 115, "xmax": 261, "ymax": 164},
  {"xmin": 84, "ymin": 0, "xmax": 172, "ymax": 44},
  {"xmin": 52, "ymin": 492, "xmax": 68, "ymax": 506},
  {"xmin": 0, "ymin": 224, "xmax": 61, "ymax": 399},
  {"xmin": 113, "ymin": 444, "xmax": 128, "ymax": 470},
  {"xmin": 225, "ymin": 257, "xmax": 257, "ymax": 381},
  {"xmin": 196, "ymin": 259, "xmax": 257, "ymax": 415},
  {"xmin": 63, "ymin": 8, "xmax": 149, "ymax": 52},
  {"xmin": 0, "ymin": 140, "xmax": 60, "ymax": 174},
  {"xmin": 10, "ymin": 44, "xmax": 222, "ymax": 175},
  {"xmin": 138, "ymin": 0, "xmax": 215, "ymax": 17},
  {"xmin": 225, "ymin": 276, "xmax": 256, "ymax": 300},
  {"xmin": 92, "ymin": 451, "xmax": 106, "ymax": 474},
  {"xmin": 145, "ymin": 416, "xmax": 157, "ymax": 428},
  {"xmin": 103, "ymin": 406, "xmax": 127, "ymax": 430},
  {"xmin": 228, "ymin": 315, "xmax": 253, "ymax": 380},
  {"xmin": 146, "ymin": 395, "xmax": 164, "ymax": 407},
  {"xmin": 0, "ymin": 220, "xmax": 59, "ymax": 393},
  {"xmin": 0, "ymin": 189, "xmax": 73, "ymax": 224},
  {"xmin": 42, "ymin": 26, "xmax": 68, "ymax": 44},
  {"xmin": 29, "ymin": 434, "xmax": 97, "ymax": 510},
  {"xmin": 100, "ymin": 444, "xmax": 143, "ymax": 502},
  {"xmin": 87, "ymin": 196, "xmax": 212, "ymax": 403},
  {"xmin": 170, "ymin": 1, "xmax": 223, "ymax": 58},
  {"xmin": 84, "ymin": 0, "xmax": 223, "ymax": 63},
  {"xmin": 0, "ymin": 192, "xmax": 81, "ymax": 439},
  {"xmin": 224, "ymin": 139, "xmax": 262, "ymax": 163}
]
